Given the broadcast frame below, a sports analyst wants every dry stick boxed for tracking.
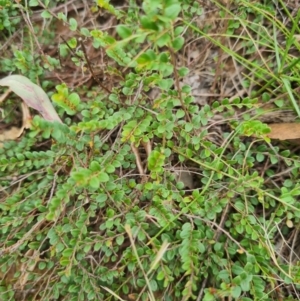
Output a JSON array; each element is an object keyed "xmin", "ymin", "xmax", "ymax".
[
  {"xmin": 131, "ymin": 143, "xmax": 149, "ymax": 184},
  {"xmin": 169, "ymin": 48, "xmax": 191, "ymax": 123},
  {"xmin": 0, "ymin": 88, "xmax": 11, "ymax": 105},
  {"xmin": 196, "ymin": 277, "xmax": 209, "ymax": 301},
  {"xmin": 210, "ymin": 4, "xmax": 229, "ymax": 93},
  {"xmin": 0, "ymin": 219, "xmax": 46, "ymax": 255},
  {"xmin": 15, "ymin": 0, "xmax": 44, "ymax": 56},
  {"xmin": 60, "ymin": 36, "xmax": 84, "ymax": 61},
  {"xmin": 34, "ymin": 0, "xmax": 85, "ymax": 21},
  {"xmin": 131, "ymin": 143, "xmax": 145, "ymax": 176},
  {"xmin": 125, "ymin": 224, "xmax": 156, "ymax": 301},
  {"xmin": 0, "ymin": 30, "xmax": 20, "ymax": 52},
  {"xmin": 214, "ymin": 202, "xmax": 230, "ymax": 242},
  {"xmin": 79, "ymin": 38, "xmax": 112, "ymax": 93}
]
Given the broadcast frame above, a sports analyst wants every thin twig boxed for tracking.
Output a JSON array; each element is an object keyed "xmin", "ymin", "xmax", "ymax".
[{"xmin": 79, "ymin": 38, "xmax": 111, "ymax": 93}]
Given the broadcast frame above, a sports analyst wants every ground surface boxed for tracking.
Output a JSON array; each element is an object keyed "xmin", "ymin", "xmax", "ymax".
[{"xmin": 1, "ymin": 1, "xmax": 300, "ymax": 301}]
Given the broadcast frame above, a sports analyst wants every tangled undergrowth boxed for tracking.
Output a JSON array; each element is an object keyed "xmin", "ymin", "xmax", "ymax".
[{"xmin": 1, "ymin": 0, "xmax": 300, "ymax": 300}]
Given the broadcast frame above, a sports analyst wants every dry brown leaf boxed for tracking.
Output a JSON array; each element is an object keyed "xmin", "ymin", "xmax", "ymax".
[
  {"xmin": 0, "ymin": 102, "xmax": 32, "ymax": 147},
  {"xmin": 0, "ymin": 127, "xmax": 23, "ymax": 142},
  {"xmin": 267, "ymin": 123, "xmax": 300, "ymax": 140},
  {"xmin": 0, "ymin": 87, "xmax": 33, "ymax": 147}
]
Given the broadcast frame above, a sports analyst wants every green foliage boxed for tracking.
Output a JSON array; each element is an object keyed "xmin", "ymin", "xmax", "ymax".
[
  {"xmin": 0, "ymin": 2, "xmax": 20, "ymax": 32},
  {"xmin": 1, "ymin": 1, "xmax": 300, "ymax": 301},
  {"xmin": 52, "ymin": 84, "xmax": 82, "ymax": 116}
]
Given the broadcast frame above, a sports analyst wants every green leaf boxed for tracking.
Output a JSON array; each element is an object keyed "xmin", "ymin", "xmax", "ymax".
[
  {"xmin": 174, "ymin": 26, "xmax": 184, "ymax": 36},
  {"xmin": 217, "ymin": 270, "xmax": 230, "ymax": 282},
  {"xmin": 98, "ymin": 172, "xmax": 109, "ymax": 182},
  {"xmin": 274, "ymin": 99, "xmax": 284, "ymax": 107},
  {"xmin": 94, "ymin": 242, "xmax": 102, "ymax": 251},
  {"xmin": 231, "ymin": 286, "xmax": 242, "ymax": 298},
  {"xmin": 46, "ymin": 212, "xmax": 55, "ymax": 221},
  {"xmin": 28, "ymin": 242, "xmax": 40, "ymax": 249},
  {"xmin": 158, "ymin": 78, "xmax": 173, "ymax": 90},
  {"xmin": 29, "ymin": 0, "xmax": 39, "ymax": 6},
  {"xmin": 159, "ymin": 52, "xmax": 169, "ymax": 63},
  {"xmin": 41, "ymin": 10, "xmax": 52, "ymax": 19},
  {"xmin": 60, "ymin": 257, "xmax": 70, "ymax": 266},
  {"xmin": 117, "ymin": 25, "xmax": 132, "ymax": 39},
  {"xmin": 156, "ymin": 33, "xmax": 171, "ymax": 47},
  {"xmin": 71, "ymin": 169, "xmax": 91, "ymax": 185},
  {"xmin": 256, "ymin": 153, "xmax": 264, "ymax": 162},
  {"xmin": 140, "ymin": 16, "xmax": 159, "ymax": 31},
  {"xmin": 69, "ymin": 18, "xmax": 77, "ymax": 31},
  {"xmin": 185, "ymin": 123, "xmax": 193, "ymax": 132},
  {"xmin": 182, "ymin": 85, "xmax": 191, "ymax": 93},
  {"xmin": 137, "ymin": 53, "xmax": 152, "ymax": 64},
  {"xmin": 172, "ymin": 36, "xmax": 184, "ymax": 51},
  {"xmin": 240, "ymin": 279, "xmax": 251, "ymax": 291},
  {"xmin": 178, "ymin": 67, "xmax": 189, "ymax": 77},
  {"xmin": 270, "ymin": 154, "xmax": 278, "ymax": 164},
  {"xmin": 68, "ymin": 37, "xmax": 77, "ymax": 48},
  {"xmin": 148, "ymin": 150, "xmax": 165, "ymax": 172},
  {"xmin": 62, "ymin": 248, "xmax": 73, "ymax": 257},
  {"xmin": 57, "ymin": 12, "xmax": 67, "ymax": 22},
  {"xmin": 122, "ymin": 285, "xmax": 129, "ymax": 294},
  {"xmin": 116, "ymin": 235, "xmax": 124, "ymax": 245},
  {"xmin": 68, "ymin": 92, "xmax": 80, "ymax": 106},
  {"xmin": 38, "ymin": 262, "xmax": 47, "ymax": 270},
  {"xmin": 203, "ymin": 291, "xmax": 215, "ymax": 301},
  {"xmin": 198, "ymin": 242, "xmax": 205, "ymax": 253},
  {"xmin": 90, "ymin": 161, "xmax": 101, "ymax": 172},
  {"xmin": 164, "ymin": 4, "xmax": 181, "ymax": 19},
  {"xmin": 283, "ymin": 179, "xmax": 293, "ymax": 188},
  {"xmin": 142, "ymin": 0, "xmax": 162, "ymax": 14},
  {"xmin": 80, "ymin": 27, "xmax": 90, "ymax": 37},
  {"xmin": 232, "ymin": 264, "xmax": 244, "ymax": 275},
  {"xmin": 176, "ymin": 109, "xmax": 185, "ymax": 119},
  {"xmin": 105, "ymin": 164, "xmax": 116, "ymax": 173},
  {"xmin": 89, "ymin": 177, "xmax": 100, "ymax": 189}
]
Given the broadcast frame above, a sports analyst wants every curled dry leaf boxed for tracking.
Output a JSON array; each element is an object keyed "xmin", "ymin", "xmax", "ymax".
[
  {"xmin": 21, "ymin": 101, "xmax": 32, "ymax": 130},
  {"xmin": 0, "ymin": 101, "xmax": 32, "ymax": 147},
  {"xmin": 0, "ymin": 74, "xmax": 62, "ymax": 123},
  {"xmin": 0, "ymin": 127, "xmax": 22, "ymax": 144}
]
